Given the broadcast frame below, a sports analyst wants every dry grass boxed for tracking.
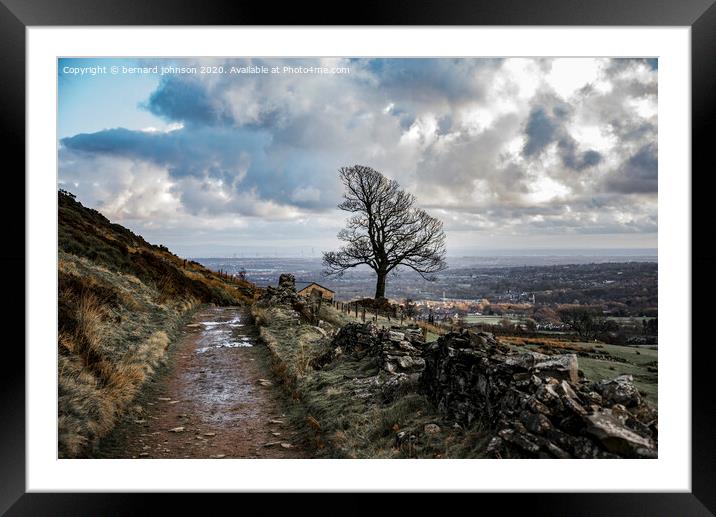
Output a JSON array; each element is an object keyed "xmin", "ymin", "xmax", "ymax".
[
  {"xmin": 252, "ymin": 305, "xmax": 324, "ymax": 378},
  {"xmin": 251, "ymin": 306, "xmax": 272, "ymax": 327},
  {"xmin": 57, "ymin": 253, "xmax": 198, "ymax": 457},
  {"xmin": 501, "ymin": 336, "xmax": 568, "ymax": 346},
  {"xmin": 501, "ymin": 335, "xmax": 601, "ymax": 356},
  {"xmin": 58, "ymin": 289, "xmax": 173, "ymax": 457}
]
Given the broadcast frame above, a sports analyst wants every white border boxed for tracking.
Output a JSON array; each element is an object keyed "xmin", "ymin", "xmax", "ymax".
[{"xmin": 28, "ymin": 27, "xmax": 690, "ymax": 492}]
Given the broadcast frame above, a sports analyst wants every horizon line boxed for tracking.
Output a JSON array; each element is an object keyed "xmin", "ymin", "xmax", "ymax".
[{"xmin": 187, "ymin": 248, "xmax": 658, "ymax": 260}]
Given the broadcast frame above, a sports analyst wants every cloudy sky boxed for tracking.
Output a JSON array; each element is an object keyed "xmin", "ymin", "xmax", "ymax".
[{"xmin": 58, "ymin": 57, "xmax": 657, "ymax": 257}]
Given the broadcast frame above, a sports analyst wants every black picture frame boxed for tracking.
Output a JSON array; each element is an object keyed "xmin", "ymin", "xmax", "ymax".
[{"xmin": 2, "ymin": 0, "xmax": 714, "ymax": 514}]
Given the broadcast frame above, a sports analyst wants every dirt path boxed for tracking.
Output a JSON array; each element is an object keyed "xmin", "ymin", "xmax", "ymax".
[{"xmin": 96, "ymin": 306, "xmax": 307, "ymax": 459}]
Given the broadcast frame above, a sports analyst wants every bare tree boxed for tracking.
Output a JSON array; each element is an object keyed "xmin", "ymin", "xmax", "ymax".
[
  {"xmin": 558, "ymin": 307, "xmax": 596, "ymax": 340},
  {"xmin": 323, "ymin": 165, "xmax": 447, "ymax": 299},
  {"xmin": 558, "ymin": 307, "xmax": 612, "ymax": 341}
]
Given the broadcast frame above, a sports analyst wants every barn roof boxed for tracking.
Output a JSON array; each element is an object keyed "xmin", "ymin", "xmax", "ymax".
[{"xmin": 295, "ymin": 281, "xmax": 335, "ymax": 293}]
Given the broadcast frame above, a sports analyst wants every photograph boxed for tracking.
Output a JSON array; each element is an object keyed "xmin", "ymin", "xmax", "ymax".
[
  {"xmin": 57, "ymin": 56, "xmax": 660, "ymax": 460},
  {"xmin": 0, "ymin": 0, "xmax": 708, "ymax": 507}
]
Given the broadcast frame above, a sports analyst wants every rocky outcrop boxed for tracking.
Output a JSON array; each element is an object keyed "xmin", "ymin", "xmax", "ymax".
[
  {"xmin": 260, "ymin": 273, "xmax": 301, "ymax": 306},
  {"xmin": 420, "ymin": 329, "xmax": 657, "ymax": 459},
  {"xmin": 278, "ymin": 273, "xmax": 296, "ymax": 290},
  {"xmin": 258, "ymin": 273, "xmax": 321, "ymax": 323},
  {"xmin": 322, "ymin": 322, "xmax": 426, "ymax": 376}
]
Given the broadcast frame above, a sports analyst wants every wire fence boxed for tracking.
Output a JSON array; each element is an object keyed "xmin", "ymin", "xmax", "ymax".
[{"xmin": 329, "ymin": 299, "xmax": 463, "ymax": 337}]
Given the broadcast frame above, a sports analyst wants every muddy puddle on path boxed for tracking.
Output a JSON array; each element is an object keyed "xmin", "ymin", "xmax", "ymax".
[{"xmin": 96, "ymin": 306, "xmax": 307, "ymax": 459}]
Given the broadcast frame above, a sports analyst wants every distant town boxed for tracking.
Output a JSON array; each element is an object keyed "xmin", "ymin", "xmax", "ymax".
[{"xmin": 197, "ymin": 255, "xmax": 657, "ymax": 340}]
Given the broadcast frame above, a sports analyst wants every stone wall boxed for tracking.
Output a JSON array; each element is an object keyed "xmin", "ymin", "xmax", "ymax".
[
  {"xmin": 260, "ymin": 273, "xmax": 300, "ymax": 306},
  {"xmin": 316, "ymin": 322, "xmax": 426, "ymax": 376},
  {"xmin": 420, "ymin": 329, "xmax": 658, "ymax": 459}
]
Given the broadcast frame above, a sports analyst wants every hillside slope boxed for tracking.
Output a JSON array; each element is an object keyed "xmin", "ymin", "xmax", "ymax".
[{"xmin": 58, "ymin": 190, "xmax": 258, "ymax": 457}]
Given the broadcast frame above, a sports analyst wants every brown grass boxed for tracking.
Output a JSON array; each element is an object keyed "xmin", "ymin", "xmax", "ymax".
[
  {"xmin": 58, "ymin": 322, "xmax": 171, "ymax": 457},
  {"xmin": 57, "ymin": 254, "xmax": 195, "ymax": 457},
  {"xmin": 500, "ymin": 335, "xmax": 596, "ymax": 354}
]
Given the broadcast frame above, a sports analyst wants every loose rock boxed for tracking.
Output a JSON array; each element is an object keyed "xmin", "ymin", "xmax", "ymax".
[{"xmin": 424, "ymin": 424, "xmax": 441, "ymax": 435}]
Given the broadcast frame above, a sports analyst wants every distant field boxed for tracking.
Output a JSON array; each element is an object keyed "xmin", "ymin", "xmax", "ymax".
[
  {"xmin": 462, "ymin": 315, "xmax": 525, "ymax": 325},
  {"xmin": 462, "ymin": 314, "xmax": 656, "ymax": 328},
  {"xmin": 606, "ymin": 316, "xmax": 656, "ymax": 323}
]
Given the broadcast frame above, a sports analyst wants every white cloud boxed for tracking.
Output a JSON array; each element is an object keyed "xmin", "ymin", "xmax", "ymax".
[
  {"xmin": 545, "ymin": 58, "xmax": 603, "ymax": 98},
  {"xmin": 59, "ymin": 57, "xmax": 658, "ymax": 254}
]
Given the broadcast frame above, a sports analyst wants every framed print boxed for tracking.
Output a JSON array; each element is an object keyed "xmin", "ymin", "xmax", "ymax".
[{"xmin": 3, "ymin": 0, "xmax": 715, "ymax": 513}]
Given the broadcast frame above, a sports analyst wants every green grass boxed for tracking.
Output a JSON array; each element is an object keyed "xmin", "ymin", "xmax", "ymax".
[
  {"xmin": 463, "ymin": 314, "xmax": 525, "ymax": 325},
  {"xmin": 577, "ymin": 356, "xmax": 657, "ymax": 403},
  {"xmin": 586, "ymin": 342, "xmax": 657, "ymax": 365},
  {"xmin": 577, "ymin": 342, "xmax": 657, "ymax": 404}
]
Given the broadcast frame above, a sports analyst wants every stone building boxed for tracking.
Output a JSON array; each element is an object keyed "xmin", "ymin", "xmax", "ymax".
[{"xmin": 296, "ymin": 281, "xmax": 335, "ymax": 302}]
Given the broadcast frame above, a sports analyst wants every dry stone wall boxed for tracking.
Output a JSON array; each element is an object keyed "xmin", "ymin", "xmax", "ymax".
[{"xmin": 420, "ymin": 329, "xmax": 658, "ymax": 459}]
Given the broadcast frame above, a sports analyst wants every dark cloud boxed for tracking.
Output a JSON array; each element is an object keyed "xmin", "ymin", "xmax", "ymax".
[
  {"xmin": 62, "ymin": 127, "xmax": 269, "ymax": 180},
  {"xmin": 414, "ymin": 112, "xmax": 527, "ymax": 203},
  {"xmin": 605, "ymin": 143, "xmax": 658, "ymax": 194},
  {"xmin": 61, "ymin": 126, "xmax": 340, "ymax": 213},
  {"xmin": 386, "ymin": 104, "xmax": 417, "ymax": 131},
  {"xmin": 558, "ymin": 137, "xmax": 603, "ymax": 171},
  {"xmin": 522, "ymin": 105, "xmax": 602, "ymax": 172},
  {"xmin": 523, "ymin": 107, "xmax": 558, "ymax": 157},
  {"xmin": 610, "ymin": 119, "xmax": 655, "ymax": 142},
  {"xmin": 144, "ymin": 76, "xmax": 231, "ymax": 126},
  {"xmin": 436, "ymin": 114, "xmax": 453, "ymax": 135}
]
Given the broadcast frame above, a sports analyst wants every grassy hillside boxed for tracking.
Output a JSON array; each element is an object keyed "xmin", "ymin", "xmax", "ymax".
[{"xmin": 57, "ymin": 190, "xmax": 258, "ymax": 457}]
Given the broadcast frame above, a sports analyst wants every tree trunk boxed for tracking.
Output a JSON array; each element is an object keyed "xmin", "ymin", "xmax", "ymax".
[{"xmin": 374, "ymin": 270, "xmax": 387, "ymax": 299}]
